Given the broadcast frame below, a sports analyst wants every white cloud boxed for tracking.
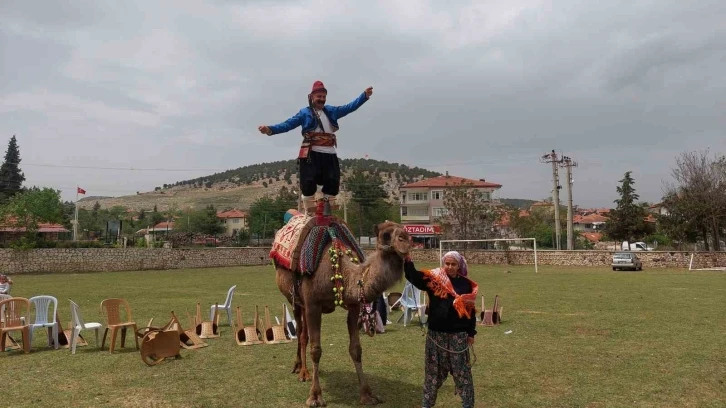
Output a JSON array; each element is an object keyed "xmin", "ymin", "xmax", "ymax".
[
  {"xmin": 1, "ymin": 0, "xmax": 725, "ymax": 205},
  {"xmin": 0, "ymin": 90, "xmax": 161, "ymax": 127}
]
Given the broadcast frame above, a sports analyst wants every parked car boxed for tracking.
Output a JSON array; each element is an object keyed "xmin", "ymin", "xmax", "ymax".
[
  {"xmin": 612, "ymin": 252, "xmax": 643, "ymax": 271},
  {"xmin": 621, "ymin": 241, "xmax": 654, "ymax": 251}
]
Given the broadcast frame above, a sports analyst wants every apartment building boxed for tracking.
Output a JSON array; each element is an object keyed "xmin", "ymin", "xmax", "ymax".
[{"xmin": 398, "ymin": 173, "xmax": 502, "ymax": 246}]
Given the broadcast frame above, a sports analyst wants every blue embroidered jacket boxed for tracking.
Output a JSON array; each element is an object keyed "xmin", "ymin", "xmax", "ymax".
[{"xmin": 268, "ymin": 92, "xmax": 369, "ymax": 136}]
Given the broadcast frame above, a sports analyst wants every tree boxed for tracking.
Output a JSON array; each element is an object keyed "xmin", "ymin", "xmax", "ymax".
[
  {"xmin": 274, "ymin": 186, "xmax": 298, "ymax": 211},
  {"xmin": 437, "ymin": 180, "xmax": 495, "ymax": 241},
  {"xmin": 0, "ymin": 135, "xmax": 26, "ymax": 204},
  {"xmin": 60, "ymin": 201, "xmax": 76, "ymax": 229},
  {"xmin": 149, "ymin": 205, "xmax": 165, "ymax": 226},
  {"xmin": 248, "ymin": 196, "xmax": 280, "ymax": 242},
  {"xmin": 508, "ymin": 207, "xmax": 560, "ymax": 248},
  {"xmin": 657, "ymin": 191, "xmax": 700, "ymax": 250},
  {"xmin": 604, "ymin": 172, "xmax": 649, "ymax": 248},
  {"xmin": 0, "ymin": 187, "xmax": 64, "ymax": 244},
  {"xmin": 175, "ymin": 205, "xmax": 224, "ymax": 235},
  {"xmin": 346, "ymin": 169, "xmax": 389, "ymax": 237},
  {"xmin": 661, "ymin": 150, "xmax": 725, "ymax": 251}
]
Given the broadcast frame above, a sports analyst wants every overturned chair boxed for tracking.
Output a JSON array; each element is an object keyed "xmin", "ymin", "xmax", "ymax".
[
  {"xmin": 169, "ymin": 311, "xmax": 207, "ymax": 349},
  {"xmin": 195, "ymin": 303, "xmax": 220, "ymax": 339},
  {"xmin": 234, "ymin": 306, "xmax": 263, "ymax": 346},
  {"xmin": 262, "ymin": 305, "xmax": 291, "ymax": 345},
  {"xmin": 135, "ymin": 316, "xmax": 182, "ymax": 366},
  {"xmin": 479, "ymin": 295, "xmax": 503, "ymax": 327}
]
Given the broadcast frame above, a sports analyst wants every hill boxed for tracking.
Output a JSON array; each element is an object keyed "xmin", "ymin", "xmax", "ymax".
[
  {"xmin": 499, "ymin": 198, "xmax": 538, "ymax": 209},
  {"xmin": 77, "ymin": 158, "xmax": 442, "ymax": 211}
]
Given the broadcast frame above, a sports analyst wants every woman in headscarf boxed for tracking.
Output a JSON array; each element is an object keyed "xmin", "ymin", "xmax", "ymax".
[{"xmin": 404, "ymin": 251, "xmax": 478, "ymax": 408}]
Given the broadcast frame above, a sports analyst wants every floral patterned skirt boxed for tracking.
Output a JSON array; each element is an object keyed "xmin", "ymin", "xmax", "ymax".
[{"xmin": 422, "ymin": 330, "xmax": 474, "ymax": 408}]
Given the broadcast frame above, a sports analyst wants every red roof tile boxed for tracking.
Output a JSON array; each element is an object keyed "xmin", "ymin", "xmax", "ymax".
[
  {"xmin": 0, "ymin": 218, "xmax": 69, "ymax": 233},
  {"xmin": 217, "ymin": 209, "xmax": 247, "ymax": 219},
  {"xmin": 496, "ymin": 210, "xmax": 530, "ymax": 227},
  {"xmin": 152, "ymin": 221, "xmax": 174, "ymax": 229},
  {"xmin": 575, "ymin": 214, "xmax": 609, "ymax": 224},
  {"xmin": 401, "ymin": 175, "xmax": 501, "ymax": 189},
  {"xmin": 580, "ymin": 232, "xmax": 602, "ymax": 243}
]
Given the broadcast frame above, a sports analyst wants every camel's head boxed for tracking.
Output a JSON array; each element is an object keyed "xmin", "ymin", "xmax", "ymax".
[{"xmin": 373, "ymin": 221, "xmax": 411, "ymax": 257}]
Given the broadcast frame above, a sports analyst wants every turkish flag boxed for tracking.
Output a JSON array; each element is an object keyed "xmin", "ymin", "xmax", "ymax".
[{"xmin": 77, "ymin": 187, "xmax": 86, "ymax": 195}]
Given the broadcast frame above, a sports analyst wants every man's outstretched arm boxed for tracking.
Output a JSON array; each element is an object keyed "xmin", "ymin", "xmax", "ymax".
[
  {"xmin": 328, "ymin": 86, "xmax": 373, "ymax": 119},
  {"xmin": 259, "ymin": 110, "xmax": 305, "ymax": 136}
]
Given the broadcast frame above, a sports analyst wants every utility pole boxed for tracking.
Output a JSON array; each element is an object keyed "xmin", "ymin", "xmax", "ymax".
[
  {"xmin": 540, "ymin": 150, "xmax": 563, "ymax": 250},
  {"xmin": 560, "ymin": 156, "xmax": 578, "ymax": 250}
]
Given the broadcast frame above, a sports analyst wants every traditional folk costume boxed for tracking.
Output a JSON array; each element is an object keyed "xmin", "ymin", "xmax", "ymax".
[
  {"xmin": 404, "ymin": 251, "xmax": 478, "ymax": 408},
  {"xmin": 266, "ymin": 81, "xmax": 370, "ymax": 215}
]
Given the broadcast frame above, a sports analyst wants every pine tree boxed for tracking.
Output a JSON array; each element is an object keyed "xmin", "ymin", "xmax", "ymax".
[
  {"xmin": 0, "ymin": 135, "xmax": 26, "ymax": 204},
  {"xmin": 604, "ymin": 171, "xmax": 649, "ymax": 248}
]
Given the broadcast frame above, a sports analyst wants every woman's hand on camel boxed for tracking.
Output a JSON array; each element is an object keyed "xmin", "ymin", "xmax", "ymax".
[
  {"xmin": 258, "ymin": 125, "xmax": 272, "ymax": 136},
  {"xmin": 365, "ymin": 86, "xmax": 373, "ymax": 98}
]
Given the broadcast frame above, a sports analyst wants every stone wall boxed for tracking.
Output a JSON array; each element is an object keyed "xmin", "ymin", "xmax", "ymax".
[
  {"xmin": 408, "ymin": 249, "xmax": 726, "ymax": 269},
  {"xmin": 1, "ymin": 248, "xmax": 724, "ymax": 274},
  {"xmin": 0, "ymin": 248, "xmax": 271, "ymax": 274}
]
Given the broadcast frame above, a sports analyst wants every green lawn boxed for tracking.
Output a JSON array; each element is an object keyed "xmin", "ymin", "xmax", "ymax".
[{"xmin": 2, "ymin": 265, "xmax": 725, "ymax": 408}]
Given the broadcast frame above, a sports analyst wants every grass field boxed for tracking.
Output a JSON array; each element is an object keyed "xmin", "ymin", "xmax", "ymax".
[{"xmin": 2, "ymin": 265, "xmax": 725, "ymax": 408}]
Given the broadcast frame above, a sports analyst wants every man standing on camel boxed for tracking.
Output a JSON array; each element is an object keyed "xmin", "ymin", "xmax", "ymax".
[{"xmin": 258, "ymin": 81, "xmax": 373, "ymax": 216}]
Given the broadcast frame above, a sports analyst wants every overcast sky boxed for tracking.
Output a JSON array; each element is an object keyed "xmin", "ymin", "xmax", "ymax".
[{"xmin": 1, "ymin": 0, "xmax": 724, "ymax": 207}]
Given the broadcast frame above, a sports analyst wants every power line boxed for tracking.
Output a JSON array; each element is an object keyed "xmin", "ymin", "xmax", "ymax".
[
  {"xmin": 19, "ymin": 162, "xmax": 230, "ymax": 172},
  {"xmin": 15, "ymin": 153, "xmax": 574, "ymax": 173}
]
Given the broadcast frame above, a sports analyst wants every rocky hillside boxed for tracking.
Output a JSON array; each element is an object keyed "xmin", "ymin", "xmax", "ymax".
[{"xmin": 78, "ymin": 158, "xmax": 441, "ymax": 211}]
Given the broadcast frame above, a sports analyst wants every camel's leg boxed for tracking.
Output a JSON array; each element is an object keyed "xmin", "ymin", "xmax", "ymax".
[
  {"xmin": 347, "ymin": 305, "xmax": 382, "ymax": 405},
  {"xmin": 293, "ymin": 304, "xmax": 311, "ymax": 382},
  {"xmin": 305, "ymin": 304, "xmax": 326, "ymax": 407}
]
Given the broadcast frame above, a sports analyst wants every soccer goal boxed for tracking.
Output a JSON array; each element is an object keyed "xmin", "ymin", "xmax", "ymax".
[
  {"xmin": 688, "ymin": 253, "xmax": 726, "ymax": 271},
  {"xmin": 439, "ymin": 238, "xmax": 538, "ymax": 273}
]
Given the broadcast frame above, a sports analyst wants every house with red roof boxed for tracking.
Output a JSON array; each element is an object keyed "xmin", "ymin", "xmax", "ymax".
[
  {"xmin": 573, "ymin": 213, "xmax": 608, "ymax": 232},
  {"xmin": 0, "ymin": 218, "xmax": 70, "ymax": 244},
  {"xmin": 217, "ymin": 208, "xmax": 248, "ymax": 237},
  {"xmin": 398, "ymin": 172, "xmax": 502, "ymax": 243}
]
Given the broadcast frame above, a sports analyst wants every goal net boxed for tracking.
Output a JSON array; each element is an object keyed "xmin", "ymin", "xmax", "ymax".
[
  {"xmin": 688, "ymin": 253, "xmax": 726, "ymax": 271},
  {"xmin": 439, "ymin": 238, "xmax": 538, "ymax": 273}
]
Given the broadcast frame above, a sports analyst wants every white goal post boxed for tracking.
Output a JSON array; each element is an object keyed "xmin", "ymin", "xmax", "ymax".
[{"xmin": 439, "ymin": 238, "xmax": 538, "ymax": 273}]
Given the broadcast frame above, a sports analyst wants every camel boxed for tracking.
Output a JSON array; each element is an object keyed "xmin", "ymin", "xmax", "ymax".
[{"xmin": 275, "ymin": 220, "xmax": 411, "ymax": 407}]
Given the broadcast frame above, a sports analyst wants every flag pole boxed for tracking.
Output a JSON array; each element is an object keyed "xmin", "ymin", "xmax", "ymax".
[{"xmin": 74, "ymin": 186, "xmax": 79, "ymax": 241}]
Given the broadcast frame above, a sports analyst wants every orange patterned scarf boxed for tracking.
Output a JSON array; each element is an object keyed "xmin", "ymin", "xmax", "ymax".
[{"xmin": 421, "ymin": 268, "xmax": 478, "ymax": 319}]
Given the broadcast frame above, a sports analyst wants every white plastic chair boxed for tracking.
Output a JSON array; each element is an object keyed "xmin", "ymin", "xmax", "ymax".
[
  {"xmin": 210, "ymin": 285, "xmax": 236, "ymax": 326},
  {"xmin": 28, "ymin": 295, "xmax": 59, "ymax": 349},
  {"xmin": 69, "ymin": 299, "xmax": 102, "ymax": 354},
  {"xmin": 396, "ymin": 282, "xmax": 427, "ymax": 327}
]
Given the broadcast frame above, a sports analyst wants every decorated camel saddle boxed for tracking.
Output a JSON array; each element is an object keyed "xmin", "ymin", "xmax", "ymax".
[{"xmin": 270, "ymin": 208, "xmax": 365, "ymax": 274}]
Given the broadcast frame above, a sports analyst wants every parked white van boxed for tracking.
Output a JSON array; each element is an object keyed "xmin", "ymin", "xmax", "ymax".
[{"xmin": 621, "ymin": 241, "xmax": 654, "ymax": 251}]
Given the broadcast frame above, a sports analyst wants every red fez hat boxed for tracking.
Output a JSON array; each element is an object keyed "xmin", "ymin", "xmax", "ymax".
[{"xmin": 311, "ymin": 80, "xmax": 327, "ymax": 94}]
